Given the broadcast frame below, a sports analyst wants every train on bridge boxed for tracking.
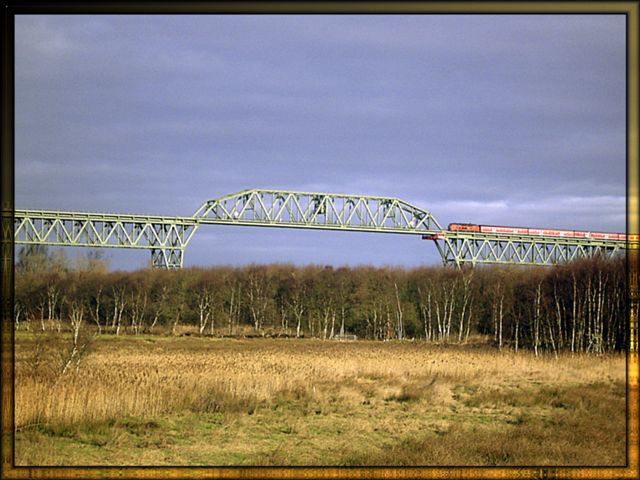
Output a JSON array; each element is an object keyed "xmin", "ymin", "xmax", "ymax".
[
  {"xmin": 15, "ymin": 188, "xmax": 633, "ymax": 267},
  {"xmin": 445, "ymin": 223, "xmax": 633, "ymax": 241}
]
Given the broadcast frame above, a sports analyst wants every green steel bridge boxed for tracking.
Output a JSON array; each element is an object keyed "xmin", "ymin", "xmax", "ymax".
[{"xmin": 13, "ymin": 188, "xmax": 629, "ymax": 268}]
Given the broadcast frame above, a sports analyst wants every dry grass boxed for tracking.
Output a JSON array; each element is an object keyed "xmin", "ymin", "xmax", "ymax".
[{"xmin": 14, "ymin": 334, "xmax": 626, "ymax": 466}]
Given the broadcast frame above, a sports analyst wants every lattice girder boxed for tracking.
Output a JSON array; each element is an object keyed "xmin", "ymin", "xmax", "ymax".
[
  {"xmin": 14, "ymin": 190, "xmax": 630, "ymax": 268},
  {"xmin": 194, "ymin": 189, "xmax": 443, "ymax": 233},
  {"xmin": 14, "ymin": 210, "xmax": 198, "ymax": 249},
  {"xmin": 436, "ymin": 232, "xmax": 626, "ymax": 266},
  {"xmin": 151, "ymin": 248, "xmax": 184, "ymax": 269},
  {"xmin": 14, "ymin": 210, "xmax": 198, "ymax": 268}
]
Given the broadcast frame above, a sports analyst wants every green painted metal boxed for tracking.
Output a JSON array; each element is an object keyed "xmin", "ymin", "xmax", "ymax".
[
  {"xmin": 14, "ymin": 189, "xmax": 628, "ymax": 268},
  {"xmin": 14, "ymin": 209, "xmax": 198, "ymax": 268},
  {"xmin": 194, "ymin": 189, "xmax": 443, "ymax": 233},
  {"xmin": 435, "ymin": 231, "xmax": 626, "ymax": 266}
]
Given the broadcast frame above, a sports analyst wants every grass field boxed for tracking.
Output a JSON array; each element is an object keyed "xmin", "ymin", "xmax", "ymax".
[{"xmin": 14, "ymin": 333, "xmax": 626, "ymax": 466}]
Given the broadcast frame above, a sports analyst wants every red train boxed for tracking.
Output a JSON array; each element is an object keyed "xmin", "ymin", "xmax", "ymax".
[{"xmin": 447, "ymin": 223, "xmax": 632, "ymax": 241}]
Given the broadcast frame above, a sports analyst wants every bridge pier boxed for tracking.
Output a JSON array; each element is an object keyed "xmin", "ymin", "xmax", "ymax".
[{"xmin": 151, "ymin": 248, "xmax": 184, "ymax": 269}]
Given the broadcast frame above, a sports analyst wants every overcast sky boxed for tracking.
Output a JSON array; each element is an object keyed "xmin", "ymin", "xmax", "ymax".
[{"xmin": 14, "ymin": 14, "xmax": 626, "ymax": 269}]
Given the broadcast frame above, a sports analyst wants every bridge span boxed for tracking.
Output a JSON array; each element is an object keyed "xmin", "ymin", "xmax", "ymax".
[{"xmin": 14, "ymin": 188, "xmax": 631, "ymax": 268}]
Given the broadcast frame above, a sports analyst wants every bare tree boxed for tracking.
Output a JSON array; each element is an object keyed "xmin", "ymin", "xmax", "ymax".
[
  {"xmin": 111, "ymin": 286, "xmax": 127, "ymax": 335},
  {"xmin": 393, "ymin": 282, "xmax": 404, "ymax": 340},
  {"xmin": 130, "ymin": 290, "xmax": 148, "ymax": 335},
  {"xmin": 61, "ymin": 299, "xmax": 89, "ymax": 375},
  {"xmin": 532, "ymin": 280, "xmax": 542, "ymax": 356},
  {"xmin": 224, "ymin": 280, "xmax": 241, "ymax": 336},
  {"xmin": 89, "ymin": 286, "xmax": 103, "ymax": 334},
  {"xmin": 492, "ymin": 281, "xmax": 505, "ymax": 351},
  {"xmin": 147, "ymin": 284, "xmax": 168, "ymax": 333},
  {"xmin": 458, "ymin": 270, "xmax": 474, "ymax": 343},
  {"xmin": 417, "ymin": 286, "xmax": 433, "ymax": 341},
  {"xmin": 196, "ymin": 288, "xmax": 212, "ymax": 335},
  {"xmin": 289, "ymin": 281, "xmax": 307, "ymax": 338},
  {"xmin": 246, "ymin": 266, "xmax": 271, "ymax": 334},
  {"xmin": 46, "ymin": 284, "xmax": 61, "ymax": 332}
]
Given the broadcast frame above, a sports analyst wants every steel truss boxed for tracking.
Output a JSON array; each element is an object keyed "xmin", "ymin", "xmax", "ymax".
[
  {"xmin": 434, "ymin": 232, "xmax": 627, "ymax": 267},
  {"xmin": 14, "ymin": 189, "xmax": 629, "ymax": 268},
  {"xmin": 194, "ymin": 189, "xmax": 443, "ymax": 233},
  {"xmin": 14, "ymin": 210, "xmax": 198, "ymax": 268}
]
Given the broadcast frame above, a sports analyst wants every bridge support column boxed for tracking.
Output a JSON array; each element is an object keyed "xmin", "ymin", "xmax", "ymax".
[
  {"xmin": 151, "ymin": 248, "xmax": 184, "ymax": 268},
  {"xmin": 432, "ymin": 239, "xmax": 462, "ymax": 268}
]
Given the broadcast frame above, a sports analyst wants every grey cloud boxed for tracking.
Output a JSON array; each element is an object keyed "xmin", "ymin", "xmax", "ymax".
[{"xmin": 14, "ymin": 14, "xmax": 626, "ymax": 269}]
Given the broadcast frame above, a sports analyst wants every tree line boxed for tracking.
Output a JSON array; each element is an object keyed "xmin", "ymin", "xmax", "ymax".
[{"xmin": 15, "ymin": 247, "xmax": 627, "ymax": 354}]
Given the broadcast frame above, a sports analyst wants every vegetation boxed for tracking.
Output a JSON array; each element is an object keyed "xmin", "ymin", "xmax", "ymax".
[
  {"xmin": 14, "ymin": 335, "xmax": 625, "ymax": 466},
  {"xmin": 13, "ymin": 248, "xmax": 627, "ymax": 465},
  {"xmin": 15, "ymin": 247, "xmax": 627, "ymax": 354}
]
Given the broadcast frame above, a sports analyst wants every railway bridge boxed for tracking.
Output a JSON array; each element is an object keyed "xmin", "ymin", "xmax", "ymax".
[{"xmin": 13, "ymin": 188, "xmax": 633, "ymax": 268}]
